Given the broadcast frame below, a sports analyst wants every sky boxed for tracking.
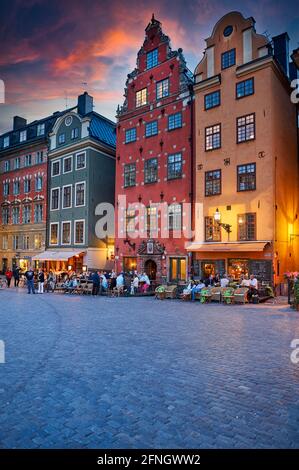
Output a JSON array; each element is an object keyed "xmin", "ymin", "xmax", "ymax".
[{"xmin": 0, "ymin": 0, "xmax": 298, "ymax": 134}]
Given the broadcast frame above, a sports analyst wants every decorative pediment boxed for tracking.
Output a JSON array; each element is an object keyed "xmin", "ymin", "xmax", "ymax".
[
  {"xmin": 1, "ymin": 200, "xmax": 11, "ymax": 206},
  {"xmin": 33, "ymin": 195, "xmax": 44, "ymax": 201},
  {"xmin": 11, "ymin": 199, "xmax": 21, "ymax": 205},
  {"xmin": 137, "ymin": 239, "xmax": 165, "ymax": 256},
  {"xmin": 22, "ymin": 197, "xmax": 32, "ymax": 204}
]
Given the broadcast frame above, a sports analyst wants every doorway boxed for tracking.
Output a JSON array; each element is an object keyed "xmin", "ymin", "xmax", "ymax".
[{"xmin": 144, "ymin": 259, "xmax": 157, "ymax": 280}]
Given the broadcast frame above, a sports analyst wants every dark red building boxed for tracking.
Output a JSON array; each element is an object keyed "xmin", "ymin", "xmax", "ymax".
[{"xmin": 115, "ymin": 15, "xmax": 193, "ymax": 283}]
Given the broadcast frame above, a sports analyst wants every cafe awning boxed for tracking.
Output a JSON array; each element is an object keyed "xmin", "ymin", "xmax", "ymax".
[
  {"xmin": 185, "ymin": 241, "xmax": 271, "ymax": 252},
  {"xmin": 32, "ymin": 250, "xmax": 84, "ymax": 261}
]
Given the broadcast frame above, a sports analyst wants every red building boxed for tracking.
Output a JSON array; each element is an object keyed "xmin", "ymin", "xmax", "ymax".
[{"xmin": 115, "ymin": 15, "xmax": 193, "ymax": 283}]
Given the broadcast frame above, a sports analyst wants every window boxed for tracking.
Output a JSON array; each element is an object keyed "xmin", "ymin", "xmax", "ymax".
[
  {"xmin": 205, "ymin": 216, "xmax": 221, "ymax": 241},
  {"xmin": 34, "ymin": 234, "xmax": 42, "ymax": 249},
  {"xmin": 125, "ymin": 209, "xmax": 136, "ymax": 233},
  {"xmin": 124, "ymin": 163, "xmax": 136, "ymax": 187},
  {"xmin": 62, "ymin": 221, "xmax": 71, "ymax": 244},
  {"xmin": 14, "ymin": 157, "xmax": 21, "ymax": 169},
  {"xmin": 52, "ymin": 160, "xmax": 60, "ymax": 176},
  {"xmin": 205, "ymin": 170, "xmax": 221, "ymax": 196},
  {"xmin": 236, "ymin": 78, "xmax": 254, "ymax": 99},
  {"xmin": 4, "ymin": 160, "xmax": 10, "ymax": 172},
  {"xmin": 168, "ymin": 204, "xmax": 182, "ymax": 230},
  {"xmin": 147, "ymin": 48, "xmax": 158, "ymax": 69},
  {"xmin": 36, "ymin": 151, "xmax": 43, "ymax": 164},
  {"xmin": 23, "ymin": 235, "xmax": 30, "ymax": 250},
  {"xmin": 13, "ymin": 181, "xmax": 20, "ymax": 195},
  {"xmin": 3, "ymin": 136, "xmax": 9, "ymax": 148},
  {"xmin": 125, "ymin": 128, "xmax": 137, "ymax": 143},
  {"xmin": 237, "ymin": 163, "xmax": 256, "ymax": 191},
  {"xmin": 145, "ymin": 120, "xmax": 158, "ymax": 137},
  {"xmin": 168, "ymin": 112, "xmax": 182, "ymax": 131},
  {"xmin": 74, "ymin": 220, "xmax": 85, "ymax": 244},
  {"xmin": 146, "ymin": 206, "xmax": 158, "ymax": 234},
  {"xmin": 37, "ymin": 123, "xmax": 45, "ymax": 136},
  {"xmin": 156, "ymin": 79, "xmax": 169, "ymax": 100},
  {"xmin": 76, "ymin": 153, "xmax": 86, "ymax": 170},
  {"xmin": 237, "ymin": 113, "xmax": 255, "ymax": 143},
  {"xmin": 204, "ymin": 90, "xmax": 221, "ymax": 110},
  {"xmin": 35, "ymin": 176, "xmax": 43, "ymax": 191},
  {"xmin": 34, "ymin": 204, "xmax": 43, "ymax": 223},
  {"xmin": 19, "ymin": 130, "xmax": 27, "ymax": 142},
  {"xmin": 2, "ymin": 207, "xmax": 9, "ymax": 224},
  {"xmin": 71, "ymin": 128, "xmax": 79, "ymax": 139},
  {"xmin": 221, "ymin": 48, "xmax": 236, "ymax": 69},
  {"xmin": 169, "ymin": 258, "xmax": 186, "ymax": 282},
  {"xmin": 12, "ymin": 206, "xmax": 20, "ymax": 224},
  {"xmin": 58, "ymin": 133, "xmax": 65, "ymax": 145},
  {"xmin": 144, "ymin": 158, "xmax": 158, "ymax": 184},
  {"xmin": 24, "ymin": 154, "xmax": 32, "ymax": 167},
  {"xmin": 167, "ymin": 153, "xmax": 182, "ymax": 180},
  {"xmin": 63, "ymin": 185, "xmax": 72, "ymax": 208},
  {"xmin": 205, "ymin": 124, "xmax": 221, "ymax": 151},
  {"xmin": 2, "ymin": 235, "xmax": 8, "ymax": 250},
  {"xmin": 51, "ymin": 188, "xmax": 60, "ymax": 210},
  {"xmin": 238, "ymin": 213, "xmax": 256, "ymax": 240},
  {"xmin": 13, "ymin": 235, "xmax": 20, "ymax": 250},
  {"xmin": 50, "ymin": 223, "xmax": 59, "ymax": 245},
  {"xmin": 23, "ymin": 205, "xmax": 31, "ymax": 224},
  {"xmin": 136, "ymin": 88, "xmax": 147, "ymax": 108},
  {"xmin": 75, "ymin": 182, "xmax": 85, "ymax": 207},
  {"xmin": 3, "ymin": 182, "xmax": 9, "ymax": 196},
  {"xmin": 63, "ymin": 156, "xmax": 72, "ymax": 173},
  {"xmin": 24, "ymin": 178, "xmax": 31, "ymax": 193}
]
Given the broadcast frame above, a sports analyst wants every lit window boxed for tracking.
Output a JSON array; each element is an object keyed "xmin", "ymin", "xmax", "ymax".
[
  {"xmin": 204, "ymin": 91, "xmax": 220, "ymax": 110},
  {"xmin": 205, "ymin": 124, "xmax": 221, "ymax": 151},
  {"xmin": 62, "ymin": 222, "xmax": 71, "ymax": 244},
  {"xmin": 156, "ymin": 79, "xmax": 169, "ymax": 100},
  {"xmin": 125, "ymin": 209, "xmax": 136, "ymax": 233},
  {"xmin": 168, "ymin": 204, "xmax": 182, "ymax": 230},
  {"xmin": 205, "ymin": 216, "xmax": 221, "ymax": 241},
  {"xmin": 238, "ymin": 213, "xmax": 256, "ymax": 241},
  {"xmin": 125, "ymin": 128, "xmax": 137, "ymax": 143},
  {"xmin": 50, "ymin": 223, "xmax": 59, "ymax": 245},
  {"xmin": 236, "ymin": 78, "xmax": 254, "ymax": 99},
  {"xmin": 168, "ymin": 112, "xmax": 182, "ymax": 130},
  {"xmin": 237, "ymin": 114, "xmax": 255, "ymax": 143},
  {"xmin": 136, "ymin": 88, "xmax": 147, "ymax": 108},
  {"xmin": 221, "ymin": 49, "xmax": 236, "ymax": 69},
  {"xmin": 146, "ymin": 206, "xmax": 158, "ymax": 234},
  {"xmin": 147, "ymin": 48, "xmax": 158, "ymax": 69}
]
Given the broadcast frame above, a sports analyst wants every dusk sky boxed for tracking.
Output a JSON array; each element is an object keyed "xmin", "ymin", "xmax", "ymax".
[{"xmin": 0, "ymin": 0, "xmax": 298, "ymax": 134}]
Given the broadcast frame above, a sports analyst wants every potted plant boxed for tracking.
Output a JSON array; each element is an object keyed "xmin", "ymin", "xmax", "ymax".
[{"xmin": 155, "ymin": 285, "xmax": 166, "ymax": 300}]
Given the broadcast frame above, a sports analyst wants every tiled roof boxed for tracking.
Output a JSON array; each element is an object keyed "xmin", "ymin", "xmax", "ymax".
[{"xmin": 89, "ymin": 113, "xmax": 116, "ymax": 148}]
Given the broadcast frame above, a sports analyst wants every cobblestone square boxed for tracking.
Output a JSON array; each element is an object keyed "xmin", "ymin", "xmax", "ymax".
[{"xmin": 0, "ymin": 289, "xmax": 299, "ymax": 448}]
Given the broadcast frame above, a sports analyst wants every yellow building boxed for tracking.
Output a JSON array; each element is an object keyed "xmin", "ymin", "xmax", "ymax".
[{"xmin": 188, "ymin": 11, "xmax": 299, "ymax": 286}]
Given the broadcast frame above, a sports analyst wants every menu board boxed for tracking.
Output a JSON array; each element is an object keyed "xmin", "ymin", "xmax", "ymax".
[{"xmin": 248, "ymin": 260, "xmax": 272, "ymax": 281}]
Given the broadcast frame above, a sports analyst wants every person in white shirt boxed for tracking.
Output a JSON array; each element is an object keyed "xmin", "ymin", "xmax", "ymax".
[
  {"xmin": 132, "ymin": 275, "xmax": 139, "ymax": 294},
  {"xmin": 241, "ymin": 275, "xmax": 251, "ymax": 287},
  {"xmin": 248, "ymin": 274, "xmax": 258, "ymax": 302},
  {"xmin": 220, "ymin": 275, "xmax": 229, "ymax": 288}
]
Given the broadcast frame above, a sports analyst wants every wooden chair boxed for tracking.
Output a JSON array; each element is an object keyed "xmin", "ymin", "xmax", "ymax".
[
  {"xmin": 200, "ymin": 288, "xmax": 212, "ymax": 303},
  {"xmin": 221, "ymin": 287, "xmax": 235, "ymax": 304},
  {"xmin": 210, "ymin": 286, "xmax": 222, "ymax": 302},
  {"xmin": 164, "ymin": 285, "xmax": 177, "ymax": 299},
  {"xmin": 233, "ymin": 287, "xmax": 249, "ymax": 304}
]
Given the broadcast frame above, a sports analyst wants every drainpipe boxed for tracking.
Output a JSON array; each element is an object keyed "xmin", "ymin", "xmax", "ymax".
[{"xmin": 188, "ymin": 83, "xmax": 195, "ymax": 279}]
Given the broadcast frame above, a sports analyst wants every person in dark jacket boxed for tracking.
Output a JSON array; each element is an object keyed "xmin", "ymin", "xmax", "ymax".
[
  {"xmin": 25, "ymin": 268, "xmax": 35, "ymax": 294},
  {"xmin": 38, "ymin": 268, "xmax": 45, "ymax": 294},
  {"xmin": 13, "ymin": 266, "xmax": 20, "ymax": 287},
  {"xmin": 5, "ymin": 269, "xmax": 13, "ymax": 288},
  {"xmin": 91, "ymin": 271, "xmax": 100, "ymax": 296}
]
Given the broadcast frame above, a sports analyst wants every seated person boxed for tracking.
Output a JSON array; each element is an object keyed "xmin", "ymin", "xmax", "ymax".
[
  {"xmin": 220, "ymin": 274, "xmax": 229, "ymax": 288},
  {"xmin": 191, "ymin": 280, "xmax": 206, "ymax": 301},
  {"xmin": 240, "ymin": 275, "xmax": 251, "ymax": 287},
  {"xmin": 247, "ymin": 274, "xmax": 258, "ymax": 301},
  {"xmin": 182, "ymin": 280, "xmax": 194, "ymax": 299},
  {"xmin": 140, "ymin": 273, "xmax": 150, "ymax": 293}
]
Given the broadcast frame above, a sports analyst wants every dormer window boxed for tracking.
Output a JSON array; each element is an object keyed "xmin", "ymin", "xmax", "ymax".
[
  {"xmin": 37, "ymin": 123, "xmax": 45, "ymax": 136},
  {"xmin": 71, "ymin": 127, "xmax": 79, "ymax": 139},
  {"xmin": 3, "ymin": 136, "xmax": 9, "ymax": 148},
  {"xmin": 147, "ymin": 48, "xmax": 158, "ymax": 69},
  {"xmin": 20, "ymin": 130, "xmax": 27, "ymax": 142},
  {"xmin": 58, "ymin": 133, "xmax": 65, "ymax": 145}
]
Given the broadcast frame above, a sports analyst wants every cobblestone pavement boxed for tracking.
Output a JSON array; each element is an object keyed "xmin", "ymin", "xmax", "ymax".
[{"xmin": 0, "ymin": 288, "xmax": 299, "ymax": 449}]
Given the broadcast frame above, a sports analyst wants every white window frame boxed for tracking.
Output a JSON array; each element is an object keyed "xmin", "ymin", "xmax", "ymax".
[
  {"xmin": 37, "ymin": 123, "xmax": 45, "ymax": 136},
  {"xmin": 20, "ymin": 130, "xmax": 27, "ymax": 142},
  {"xmin": 3, "ymin": 136, "xmax": 9, "ymax": 148},
  {"xmin": 51, "ymin": 159, "xmax": 61, "ymax": 177},
  {"xmin": 61, "ymin": 220, "xmax": 72, "ymax": 245},
  {"xmin": 75, "ymin": 181, "xmax": 86, "ymax": 207},
  {"xmin": 49, "ymin": 222, "xmax": 59, "ymax": 246},
  {"xmin": 50, "ymin": 187, "xmax": 60, "ymax": 211},
  {"xmin": 62, "ymin": 184, "xmax": 72, "ymax": 209},
  {"xmin": 63, "ymin": 155, "xmax": 73, "ymax": 174},
  {"xmin": 75, "ymin": 152, "xmax": 86, "ymax": 170},
  {"xmin": 74, "ymin": 219, "xmax": 85, "ymax": 245}
]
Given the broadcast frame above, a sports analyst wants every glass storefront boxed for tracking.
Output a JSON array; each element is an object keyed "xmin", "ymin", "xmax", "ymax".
[
  {"xmin": 123, "ymin": 257, "xmax": 137, "ymax": 272},
  {"xmin": 169, "ymin": 257, "xmax": 186, "ymax": 282},
  {"xmin": 228, "ymin": 258, "xmax": 249, "ymax": 279}
]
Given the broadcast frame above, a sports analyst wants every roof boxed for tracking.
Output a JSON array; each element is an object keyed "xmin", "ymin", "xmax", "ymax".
[{"xmin": 89, "ymin": 113, "xmax": 116, "ymax": 148}]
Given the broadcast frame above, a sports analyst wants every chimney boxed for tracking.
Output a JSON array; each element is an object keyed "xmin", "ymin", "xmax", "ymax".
[
  {"xmin": 77, "ymin": 92, "xmax": 93, "ymax": 116},
  {"xmin": 273, "ymin": 33, "xmax": 290, "ymax": 77},
  {"xmin": 13, "ymin": 116, "xmax": 27, "ymax": 130}
]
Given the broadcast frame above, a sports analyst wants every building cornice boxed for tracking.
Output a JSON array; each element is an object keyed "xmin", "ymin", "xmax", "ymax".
[
  {"xmin": 193, "ymin": 74, "xmax": 221, "ymax": 93},
  {"xmin": 48, "ymin": 138, "xmax": 115, "ymax": 159}
]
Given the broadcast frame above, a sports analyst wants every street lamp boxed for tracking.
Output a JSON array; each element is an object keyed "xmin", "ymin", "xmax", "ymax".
[{"xmin": 214, "ymin": 208, "xmax": 232, "ymax": 241}]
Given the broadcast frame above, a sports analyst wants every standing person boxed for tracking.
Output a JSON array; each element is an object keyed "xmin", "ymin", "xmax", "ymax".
[
  {"xmin": 116, "ymin": 272, "xmax": 124, "ymax": 295},
  {"xmin": 140, "ymin": 272, "xmax": 150, "ymax": 293},
  {"xmin": 99, "ymin": 271, "xmax": 108, "ymax": 294},
  {"xmin": 132, "ymin": 274, "xmax": 139, "ymax": 294},
  {"xmin": 5, "ymin": 268, "xmax": 13, "ymax": 288},
  {"xmin": 91, "ymin": 271, "xmax": 100, "ymax": 296},
  {"xmin": 13, "ymin": 266, "xmax": 20, "ymax": 287},
  {"xmin": 25, "ymin": 267, "xmax": 35, "ymax": 294},
  {"xmin": 38, "ymin": 268, "xmax": 45, "ymax": 294}
]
